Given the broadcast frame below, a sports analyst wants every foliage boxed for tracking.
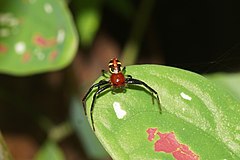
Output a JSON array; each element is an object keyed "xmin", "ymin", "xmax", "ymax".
[
  {"xmin": 206, "ymin": 73, "xmax": 240, "ymax": 101},
  {"xmin": 85, "ymin": 65, "xmax": 240, "ymax": 159},
  {"xmin": 34, "ymin": 141, "xmax": 65, "ymax": 160},
  {"xmin": 0, "ymin": 0, "xmax": 240, "ymax": 159},
  {"xmin": 0, "ymin": 0, "xmax": 78, "ymax": 75}
]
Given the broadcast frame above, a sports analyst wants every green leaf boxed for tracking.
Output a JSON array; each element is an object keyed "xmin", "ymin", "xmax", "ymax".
[
  {"xmin": 34, "ymin": 141, "xmax": 64, "ymax": 160},
  {"xmin": 206, "ymin": 73, "xmax": 240, "ymax": 101},
  {"xmin": 85, "ymin": 65, "xmax": 240, "ymax": 159},
  {"xmin": 0, "ymin": 0, "xmax": 78, "ymax": 76}
]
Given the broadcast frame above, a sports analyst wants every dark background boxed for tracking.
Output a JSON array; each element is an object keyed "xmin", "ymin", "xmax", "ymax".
[{"xmin": 102, "ymin": 0, "xmax": 240, "ymax": 73}]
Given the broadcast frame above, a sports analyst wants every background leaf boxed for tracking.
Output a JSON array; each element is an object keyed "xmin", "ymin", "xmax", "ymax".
[
  {"xmin": 74, "ymin": 0, "xmax": 102, "ymax": 47},
  {"xmin": 0, "ymin": 0, "xmax": 78, "ymax": 75},
  {"xmin": 34, "ymin": 141, "xmax": 64, "ymax": 160},
  {"xmin": 105, "ymin": 0, "xmax": 135, "ymax": 19},
  {"xmin": 70, "ymin": 96, "xmax": 109, "ymax": 159},
  {"xmin": 206, "ymin": 73, "xmax": 240, "ymax": 101},
  {"xmin": 85, "ymin": 65, "xmax": 240, "ymax": 159}
]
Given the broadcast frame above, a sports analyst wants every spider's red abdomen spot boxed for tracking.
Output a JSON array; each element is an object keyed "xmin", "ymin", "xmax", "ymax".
[{"xmin": 110, "ymin": 72, "xmax": 125, "ymax": 87}]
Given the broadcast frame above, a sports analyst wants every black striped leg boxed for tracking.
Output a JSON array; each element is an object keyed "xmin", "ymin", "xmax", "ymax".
[
  {"xmin": 82, "ymin": 80, "xmax": 109, "ymax": 115},
  {"xmin": 90, "ymin": 84, "xmax": 112, "ymax": 131},
  {"xmin": 125, "ymin": 78, "xmax": 162, "ymax": 113},
  {"xmin": 126, "ymin": 75, "xmax": 132, "ymax": 79}
]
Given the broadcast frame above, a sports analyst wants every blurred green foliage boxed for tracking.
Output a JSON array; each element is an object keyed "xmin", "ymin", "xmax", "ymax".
[
  {"xmin": 0, "ymin": 0, "xmax": 78, "ymax": 75},
  {"xmin": 34, "ymin": 141, "xmax": 65, "ymax": 160}
]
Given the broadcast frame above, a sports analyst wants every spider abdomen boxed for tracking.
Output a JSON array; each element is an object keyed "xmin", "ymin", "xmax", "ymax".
[{"xmin": 110, "ymin": 72, "xmax": 125, "ymax": 87}]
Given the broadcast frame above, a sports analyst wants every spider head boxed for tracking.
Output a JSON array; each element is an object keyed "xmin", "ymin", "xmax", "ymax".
[{"xmin": 108, "ymin": 58, "xmax": 122, "ymax": 74}]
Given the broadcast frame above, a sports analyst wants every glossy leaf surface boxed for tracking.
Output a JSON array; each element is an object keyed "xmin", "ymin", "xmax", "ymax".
[
  {"xmin": 85, "ymin": 65, "xmax": 240, "ymax": 160},
  {"xmin": 0, "ymin": 0, "xmax": 78, "ymax": 75}
]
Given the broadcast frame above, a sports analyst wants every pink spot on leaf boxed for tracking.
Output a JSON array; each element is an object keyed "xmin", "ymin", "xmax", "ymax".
[
  {"xmin": 146, "ymin": 128, "xmax": 157, "ymax": 141},
  {"xmin": 33, "ymin": 34, "xmax": 56, "ymax": 48},
  {"xmin": 22, "ymin": 52, "xmax": 31, "ymax": 63},
  {"xmin": 173, "ymin": 144, "xmax": 199, "ymax": 160},
  {"xmin": 155, "ymin": 132, "xmax": 180, "ymax": 153},
  {"xmin": 48, "ymin": 50, "xmax": 58, "ymax": 61},
  {"xmin": 0, "ymin": 43, "xmax": 8, "ymax": 54},
  {"xmin": 146, "ymin": 128, "xmax": 199, "ymax": 160}
]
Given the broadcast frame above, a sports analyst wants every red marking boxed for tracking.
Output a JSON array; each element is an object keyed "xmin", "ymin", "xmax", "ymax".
[
  {"xmin": 49, "ymin": 50, "xmax": 58, "ymax": 61},
  {"xmin": 33, "ymin": 34, "xmax": 56, "ymax": 47},
  {"xmin": 155, "ymin": 132, "xmax": 180, "ymax": 153},
  {"xmin": 110, "ymin": 72, "xmax": 125, "ymax": 87},
  {"xmin": 22, "ymin": 52, "xmax": 31, "ymax": 63},
  {"xmin": 173, "ymin": 144, "xmax": 199, "ymax": 160},
  {"xmin": 0, "ymin": 44, "xmax": 8, "ymax": 53},
  {"xmin": 146, "ymin": 128, "xmax": 199, "ymax": 160},
  {"xmin": 146, "ymin": 128, "xmax": 157, "ymax": 141}
]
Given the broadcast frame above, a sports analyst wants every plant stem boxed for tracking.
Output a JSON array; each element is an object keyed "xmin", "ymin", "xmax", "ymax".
[
  {"xmin": 48, "ymin": 121, "xmax": 73, "ymax": 142},
  {"xmin": 121, "ymin": 0, "xmax": 155, "ymax": 65}
]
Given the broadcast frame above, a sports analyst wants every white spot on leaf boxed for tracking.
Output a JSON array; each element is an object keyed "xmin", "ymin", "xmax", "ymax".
[
  {"xmin": 180, "ymin": 92, "xmax": 192, "ymax": 101},
  {"xmin": 44, "ymin": 3, "xmax": 53, "ymax": 14},
  {"xmin": 9, "ymin": 18, "xmax": 19, "ymax": 27},
  {"xmin": 57, "ymin": 29, "xmax": 65, "ymax": 43},
  {"xmin": 34, "ymin": 49, "xmax": 45, "ymax": 60},
  {"xmin": 0, "ymin": 28, "xmax": 10, "ymax": 37},
  {"xmin": 15, "ymin": 42, "xmax": 26, "ymax": 54},
  {"xmin": 0, "ymin": 13, "xmax": 19, "ymax": 27},
  {"xmin": 113, "ymin": 102, "xmax": 126, "ymax": 119}
]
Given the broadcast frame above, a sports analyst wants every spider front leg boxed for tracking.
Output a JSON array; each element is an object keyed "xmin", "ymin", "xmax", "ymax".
[
  {"xmin": 125, "ymin": 77, "xmax": 162, "ymax": 113},
  {"xmin": 102, "ymin": 70, "xmax": 110, "ymax": 78},
  {"xmin": 126, "ymin": 74, "xmax": 132, "ymax": 79},
  {"xmin": 82, "ymin": 80, "xmax": 109, "ymax": 114},
  {"xmin": 122, "ymin": 66, "xmax": 126, "ymax": 74},
  {"xmin": 90, "ymin": 84, "xmax": 111, "ymax": 131}
]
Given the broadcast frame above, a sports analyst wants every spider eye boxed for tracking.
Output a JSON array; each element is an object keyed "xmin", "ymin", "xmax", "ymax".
[
  {"xmin": 108, "ymin": 58, "xmax": 122, "ymax": 73},
  {"xmin": 109, "ymin": 64, "xmax": 121, "ymax": 73},
  {"xmin": 108, "ymin": 66, "xmax": 113, "ymax": 73}
]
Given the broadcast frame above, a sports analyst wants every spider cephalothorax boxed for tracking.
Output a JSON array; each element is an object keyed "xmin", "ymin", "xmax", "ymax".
[{"xmin": 82, "ymin": 58, "xmax": 161, "ymax": 131}]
